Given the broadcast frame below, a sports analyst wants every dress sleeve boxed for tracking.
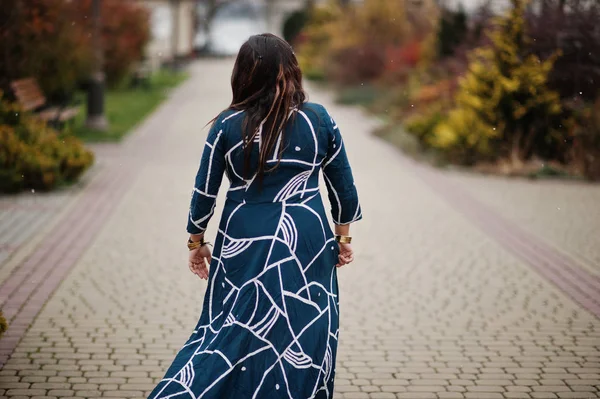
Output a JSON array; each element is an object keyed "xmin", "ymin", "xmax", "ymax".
[
  {"xmin": 321, "ymin": 109, "xmax": 362, "ymax": 225},
  {"xmin": 187, "ymin": 119, "xmax": 227, "ymax": 234}
]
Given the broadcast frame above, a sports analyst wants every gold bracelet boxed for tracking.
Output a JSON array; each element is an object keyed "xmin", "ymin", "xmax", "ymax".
[
  {"xmin": 187, "ymin": 237, "xmax": 207, "ymax": 250},
  {"xmin": 335, "ymin": 235, "xmax": 352, "ymax": 244}
]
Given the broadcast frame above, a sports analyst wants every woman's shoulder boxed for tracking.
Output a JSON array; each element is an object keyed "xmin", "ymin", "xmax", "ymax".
[
  {"xmin": 300, "ymin": 102, "xmax": 328, "ymax": 116},
  {"xmin": 206, "ymin": 109, "xmax": 244, "ymax": 142},
  {"xmin": 299, "ymin": 102, "xmax": 333, "ymax": 126},
  {"xmin": 214, "ymin": 108, "xmax": 245, "ymax": 126}
]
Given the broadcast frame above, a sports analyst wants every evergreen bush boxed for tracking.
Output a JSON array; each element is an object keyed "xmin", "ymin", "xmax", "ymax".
[
  {"xmin": 436, "ymin": 6, "xmax": 468, "ymax": 57},
  {"xmin": 283, "ymin": 10, "xmax": 309, "ymax": 45},
  {"xmin": 430, "ymin": 0, "xmax": 565, "ymax": 166}
]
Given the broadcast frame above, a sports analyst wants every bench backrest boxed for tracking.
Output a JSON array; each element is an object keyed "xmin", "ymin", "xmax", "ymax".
[{"xmin": 10, "ymin": 78, "xmax": 46, "ymax": 112}]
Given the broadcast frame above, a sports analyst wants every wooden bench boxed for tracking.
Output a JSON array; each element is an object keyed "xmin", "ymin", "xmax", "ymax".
[{"xmin": 10, "ymin": 78, "xmax": 80, "ymax": 124}]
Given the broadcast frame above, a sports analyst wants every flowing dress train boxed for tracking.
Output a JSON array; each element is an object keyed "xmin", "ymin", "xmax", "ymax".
[{"xmin": 148, "ymin": 103, "xmax": 361, "ymax": 399}]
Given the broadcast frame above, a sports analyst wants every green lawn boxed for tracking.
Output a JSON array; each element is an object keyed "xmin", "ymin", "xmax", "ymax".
[{"xmin": 73, "ymin": 69, "xmax": 188, "ymax": 142}]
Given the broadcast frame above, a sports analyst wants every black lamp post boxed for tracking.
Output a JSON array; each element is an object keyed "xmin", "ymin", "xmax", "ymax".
[
  {"xmin": 85, "ymin": 0, "xmax": 109, "ymax": 131},
  {"xmin": 171, "ymin": 0, "xmax": 181, "ymax": 70}
]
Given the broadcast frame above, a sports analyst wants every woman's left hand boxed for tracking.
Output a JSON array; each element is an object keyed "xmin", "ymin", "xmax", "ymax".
[
  {"xmin": 189, "ymin": 245, "xmax": 212, "ymax": 280},
  {"xmin": 336, "ymin": 242, "xmax": 354, "ymax": 268}
]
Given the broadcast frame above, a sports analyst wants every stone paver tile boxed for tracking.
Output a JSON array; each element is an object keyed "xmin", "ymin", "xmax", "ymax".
[
  {"xmin": 371, "ymin": 379, "xmax": 408, "ymax": 386},
  {"xmin": 411, "ymin": 379, "xmax": 450, "ymax": 386},
  {"xmin": 47, "ymin": 390, "xmax": 74, "ymax": 397},
  {"xmin": 5, "ymin": 389, "xmax": 47, "ymax": 396},
  {"xmin": 533, "ymin": 386, "xmax": 574, "ymax": 392},
  {"xmin": 571, "ymin": 386, "xmax": 598, "ymax": 393},
  {"xmin": 379, "ymin": 386, "xmax": 407, "ymax": 393},
  {"xmin": 477, "ymin": 379, "xmax": 515, "ymax": 386},
  {"xmin": 451, "ymin": 380, "xmax": 475, "ymax": 386},
  {"xmin": 101, "ymin": 392, "xmax": 144, "ymax": 398},
  {"xmin": 367, "ymin": 394, "xmax": 395, "ymax": 399},
  {"xmin": 336, "ymin": 386, "xmax": 361, "ymax": 393},
  {"xmin": 505, "ymin": 393, "xmax": 533, "ymax": 399},
  {"xmin": 74, "ymin": 391, "xmax": 101, "ymax": 397},
  {"xmin": 567, "ymin": 380, "xmax": 600, "ymax": 386},
  {"xmin": 360, "ymin": 386, "xmax": 381, "ymax": 393},
  {"xmin": 467, "ymin": 385, "xmax": 506, "ymax": 392},
  {"xmin": 516, "ymin": 380, "xmax": 542, "ymax": 386},
  {"xmin": 406, "ymin": 385, "xmax": 446, "ymax": 392},
  {"xmin": 0, "ymin": 384, "xmax": 28, "ymax": 390},
  {"xmin": 508, "ymin": 386, "xmax": 534, "ymax": 392},
  {"xmin": 438, "ymin": 393, "xmax": 465, "ymax": 398},
  {"xmin": 339, "ymin": 393, "xmax": 370, "ymax": 399}
]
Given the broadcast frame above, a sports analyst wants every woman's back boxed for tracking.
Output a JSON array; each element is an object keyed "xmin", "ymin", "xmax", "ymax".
[
  {"xmin": 149, "ymin": 34, "xmax": 361, "ymax": 399},
  {"xmin": 223, "ymin": 104, "xmax": 327, "ymax": 204},
  {"xmin": 189, "ymin": 102, "xmax": 361, "ymax": 233}
]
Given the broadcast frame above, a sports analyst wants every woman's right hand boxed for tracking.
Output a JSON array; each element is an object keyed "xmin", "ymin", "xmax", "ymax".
[
  {"xmin": 189, "ymin": 245, "xmax": 212, "ymax": 280},
  {"xmin": 336, "ymin": 242, "xmax": 354, "ymax": 268}
]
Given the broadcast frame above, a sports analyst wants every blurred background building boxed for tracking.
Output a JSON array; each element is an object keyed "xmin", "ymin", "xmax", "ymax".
[
  {"xmin": 140, "ymin": 0, "xmax": 306, "ymax": 68},
  {"xmin": 437, "ymin": 0, "xmax": 510, "ymax": 13},
  {"xmin": 141, "ymin": 0, "xmax": 197, "ymax": 71}
]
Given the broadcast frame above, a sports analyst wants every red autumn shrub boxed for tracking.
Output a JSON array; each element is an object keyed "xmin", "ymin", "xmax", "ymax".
[
  {"xmin": 76, "ymin": 0, "xmax": 151, "ymax": 87},
  {"xmin": 385, "ymin": 39, "xmax": 422, "ymax": 71},
  {"xmin": 0, "ymin": 0, "xmax": 92, "ymax": 101},
  {"xmin": 381, "ymin": 40, "xmax": 423, "ymax": 84},
  {"xmin": 0, "ymin": 0, "xmax": 151, "ymax": 97}
]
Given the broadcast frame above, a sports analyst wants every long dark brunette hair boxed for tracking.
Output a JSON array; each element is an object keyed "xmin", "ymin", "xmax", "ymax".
[{"xmin": 228, "ymin": 33, "xmax": 306, "ymax": 182}]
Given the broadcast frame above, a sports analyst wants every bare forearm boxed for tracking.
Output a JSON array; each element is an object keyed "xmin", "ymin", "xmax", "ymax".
[
  {"xmin": 190, "ymin": 233, "xmax": 205, "ymax": 242},
  {"xmin": 334, "ymin": 224, "xmax": 350, "ymax": 236}
]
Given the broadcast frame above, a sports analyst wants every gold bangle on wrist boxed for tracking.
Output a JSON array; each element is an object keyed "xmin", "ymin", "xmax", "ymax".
[
  {"xmin": 335, "ymin": 235, "xmax": 352, "ymax": 244},
  {"xmin": 187, "ymin": 237, "xmax": 207, "ymax": 250}
]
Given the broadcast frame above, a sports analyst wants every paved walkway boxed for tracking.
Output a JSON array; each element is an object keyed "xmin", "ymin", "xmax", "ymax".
[
  {"xmin": 445, "ymin": 173, "xmax": 600, "ymax": 276},
  {"xmin": 0, "ymin": 59, "xmax": 598, "ymax": 399}
]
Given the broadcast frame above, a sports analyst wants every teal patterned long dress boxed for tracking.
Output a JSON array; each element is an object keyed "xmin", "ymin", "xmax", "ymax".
[{"xmin": 148, "ymin": 103, "xmax": 362, "ymax": 399}]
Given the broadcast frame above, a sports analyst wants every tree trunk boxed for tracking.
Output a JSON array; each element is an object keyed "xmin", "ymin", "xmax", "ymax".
[
  {"xmin": 510, "ymin": 130, "xmax": 524, "ymax": 167},
  {"xmin": 521, "ymin": 127, "xmax": 537, "ymax": 161},
  {"xmin": 85, "ymin": 0, "xmax": 108, "ymax": 131},
  {"xmin": 170, "ymin": 0, "xmax": 180, "ymax": 67},
  {"xmin": 198, "ymin": 0, "xmax": 217, "ymax": 49},
  {"xmin": 558, "ymin": 0, "xmax": 566, "ymax": 17},
  {"xmin": 205, "ymin": 0, "xmax": 218, "ymax": 29},
  {"xmin": 265, "ymin": 0, "xmax": 275, "ymax": 32}
]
